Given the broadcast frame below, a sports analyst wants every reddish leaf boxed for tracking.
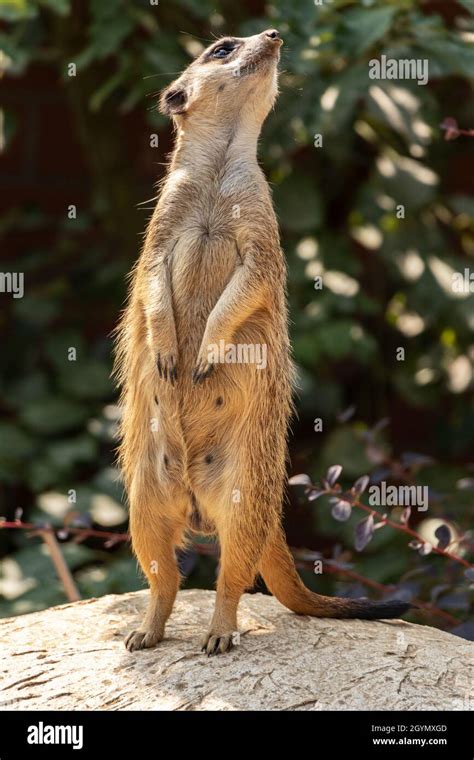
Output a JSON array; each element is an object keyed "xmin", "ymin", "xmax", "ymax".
[
  {"xmin": 331, "ymin": 499, "xmax": 352, "ymax": 522},
  {"xmin": 440, "ymin": 117, "xmax": 460, "ymax": 140},
  {"xmin": 288, "ymin": 473, "xmax": 313, "ymax": 487},
  {"xmin": 326, "ymin": 464, "xmax": 342, "ymax": 487},
  {"xmin": 355, "ymin": 514, "xmax": 374, "ymax": 551},
  {"xmin": 353, "ymin": 475, "xmax": 369, "ymax": 496}
]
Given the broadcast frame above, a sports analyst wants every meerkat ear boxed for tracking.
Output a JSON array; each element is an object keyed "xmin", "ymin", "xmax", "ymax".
[{"xmin": 159, "ymin": 85, "xmax": 188, "ymax": 116}]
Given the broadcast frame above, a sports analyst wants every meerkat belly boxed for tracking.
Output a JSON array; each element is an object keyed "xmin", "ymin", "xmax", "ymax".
[
  {"xmin": 157, "ymin": 228, "xmax": 282, "ymax": 507},
  {"xmin": 160, "ymin": 230, "xmax": 252, "ymax": 500}
]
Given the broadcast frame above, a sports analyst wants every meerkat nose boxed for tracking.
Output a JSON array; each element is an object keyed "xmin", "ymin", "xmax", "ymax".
[{"xmin": 264, "ymin": 29, "xmax": 282, "ymax": 44}]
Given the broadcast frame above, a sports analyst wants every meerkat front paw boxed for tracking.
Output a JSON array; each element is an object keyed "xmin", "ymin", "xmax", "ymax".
[
  {"xmin": 156, "ymin": 353, "xmax": 178, "ymax": 384},
  {"xmin": 124, "ymin": 628, "xmax": 163, "ymax": 652},
  {"xmin": 192, "ymin": 356, "xmax": 215, "ymax": 385}
]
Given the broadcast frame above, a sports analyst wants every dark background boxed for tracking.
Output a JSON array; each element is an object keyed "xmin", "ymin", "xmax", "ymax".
[{"xmin": 0, "ymin": 0, "xmax": 473, "ymax": 635}]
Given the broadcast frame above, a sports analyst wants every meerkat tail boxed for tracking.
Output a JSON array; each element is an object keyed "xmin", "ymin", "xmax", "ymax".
[{"xmin": 259, "ymin": 528, "xmax": 411, "ymax": 620}]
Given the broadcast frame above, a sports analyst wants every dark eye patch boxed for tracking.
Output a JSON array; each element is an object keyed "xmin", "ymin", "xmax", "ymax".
[
  {"xmin": 213, "ymin": 46, "xmax": 232, "ymax": 58},
  {"xmin": 205, "ymin": 38, "xmax": 239, "ymax": 61}
]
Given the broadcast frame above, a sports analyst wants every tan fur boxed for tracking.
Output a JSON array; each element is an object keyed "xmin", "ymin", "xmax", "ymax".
[{"xmin": 114, "ymin": 31, "xmax": 408, "ymax": 656}]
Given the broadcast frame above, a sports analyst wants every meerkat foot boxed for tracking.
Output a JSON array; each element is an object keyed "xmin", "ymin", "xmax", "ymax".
[
  {"xmin": 200, "ymin": 630, "xmax": 234, "ymax": 656},
  {"xmin": 125, "ymin": 628, "xmax": 163, "ymax": 652}
]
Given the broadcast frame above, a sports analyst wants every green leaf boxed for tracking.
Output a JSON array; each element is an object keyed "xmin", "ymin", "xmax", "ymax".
[
  {"xmin": 315, "ymin": 320, "xmax": 377, "ymax": 362},
  {"xmin": 458, "ymin": 0, "xmax": 474, "ymax": 14},
  {"xmin": 339, "ymin": 6, "xmax": 397, "ymax": 56},
  {"xmin": 47, "ymin": 435, "xmax": 98, "ymax": 469},
  {"xmin": 179, "ymin": 0, "xmax": 216, "ymax": 19},
  {"xmin": 315, "ymin": 64, "xmax": 371, "ymax": 136},
  {"xmin": 449, "ymin": 196, "xmax": 474, "ymax": 217},
  {"xmin": 274, "ymin": 173, "xmax": 323, "ymax": 232},
  {"xmin": 0, "ymin": 0, "xmax": 37, "ymax": 21},
  {"xmin": 417, "ymin": 38, "xmax": 474, "ymax": 77},
  {"xmin": 58, "ymin": 359, "xmax": 112, "ymax": 400},
  {"xmin": 76, "ymin": 556, "xmax": 143, "ymax": 598},
  {"xmin": 19, "ymin": 398, "xmax": 89, "ymax": 434},
  {"xmin": 376, "ymin": 155, "xmax": 439, "ymax": 211},
  {"xmin": 14, "ymin": 295, "xmax": 60, "ymax": 326},
  {"xmin": 318, "ymin": 427, "xmax": 373, "ymax": 479},
  {"xmin": 88, "ymin": 8, "xmax": 135, "ymax": 60},
  {"xmin": 7, "ymin": 372, "xmax": 49, "ymax": 407},
  {"xmin": 0, "ymin": 423, "xmax": 35, "ymax": 480},
  {"xmin": 38, "ymin": 0, "xmax": 71, "ymax": 16},
  {"xmin": 45, "ymin": 331, "xmax": 85, "ymax": 368},
  {"xmin": 0, "ymin": 543, "xmax": 93, "ymax": 617},
  {"xmin": 90, "ymin": 71, "xmax": 124, "ymax": 112}
]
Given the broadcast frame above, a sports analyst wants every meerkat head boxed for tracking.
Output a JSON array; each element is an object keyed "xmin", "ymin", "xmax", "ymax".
[{"xmin": 159, "ymin": 30, "xmax": 283, "ymax": 130}]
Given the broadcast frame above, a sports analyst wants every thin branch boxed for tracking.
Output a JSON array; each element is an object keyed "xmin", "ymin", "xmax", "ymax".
[
  {"xmin": 40, "ymin": 529, "xmax": 81, "ymax": 603},
  {"xmin": 440, "ymin": 117, "xmax": 474, "ymax": 140},
  {"xmin": 344, "ymin": 495, "xmax": 472, "ymax": 569},
  {"xmin": 289, "ymin": 477, "xmax": 474, "ymax": 570},
  {"xmin": 1, "ymin": 519, "xmax": 129, "ymax": 543}
]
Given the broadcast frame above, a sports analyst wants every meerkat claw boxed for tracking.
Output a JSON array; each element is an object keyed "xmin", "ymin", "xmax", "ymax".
[
  {"xmin": 125, "ymin": 629, "xmax": 163, "ymax": 652},
  {"xmin": 192, "ymin": 362, "xmax": 214, "ymax": 385},
  {"xmin": 157, "ymin": 354, "xmax": 177, "ymax": 384},
  {"xmin": 201, "ymin": 632, "xmax": 234, "ymax": 656}
]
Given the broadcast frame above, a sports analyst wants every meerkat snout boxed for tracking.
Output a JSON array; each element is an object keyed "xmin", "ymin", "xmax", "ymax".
[{"xmin": 264, "ymin": 29, "xmax": 281, "ymax": 41}]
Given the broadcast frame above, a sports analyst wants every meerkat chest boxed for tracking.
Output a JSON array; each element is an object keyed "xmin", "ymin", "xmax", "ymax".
[
  {"xmin": 169, "ymin": 204, "xmax": 240, "ymax": 297},
  {"xmin": 167, "ymin": 229, "xmax": 239, "ymax": 346}
]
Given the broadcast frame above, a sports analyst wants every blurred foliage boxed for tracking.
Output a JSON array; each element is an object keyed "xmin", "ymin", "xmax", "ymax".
[{"xmin": 0, "ymin": 0, "xmax": 473, "ymax": 629}]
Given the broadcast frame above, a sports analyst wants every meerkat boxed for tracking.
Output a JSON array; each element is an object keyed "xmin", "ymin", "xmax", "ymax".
[{"xmin": 114, "ymin": 29, "xmax": 410, "ymax": 656}]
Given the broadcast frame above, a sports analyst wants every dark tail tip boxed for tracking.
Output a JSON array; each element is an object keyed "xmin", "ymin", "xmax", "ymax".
[{"xmin": 346, "ymin": 598, "xmax": 411, "ymax": 620}]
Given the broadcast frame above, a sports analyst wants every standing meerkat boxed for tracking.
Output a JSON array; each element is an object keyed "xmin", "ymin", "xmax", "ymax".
[{"xmin": 115, "ymin": 30, "xmax": 409, "ymax": 656}]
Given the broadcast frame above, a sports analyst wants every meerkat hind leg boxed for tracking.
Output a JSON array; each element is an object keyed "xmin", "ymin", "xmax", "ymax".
[
  {"xmin": 201, "ymin": 518, "xmax": 264, "ymax": 656},
  {"xmin": 125, "ymin": 506, "xmax": 183, "ymax": 652}
]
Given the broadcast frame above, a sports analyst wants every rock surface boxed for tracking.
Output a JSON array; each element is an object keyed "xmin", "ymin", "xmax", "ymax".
[{"xmin": 1, "ymin": 589, "xmax": 472, "ymax": 711}]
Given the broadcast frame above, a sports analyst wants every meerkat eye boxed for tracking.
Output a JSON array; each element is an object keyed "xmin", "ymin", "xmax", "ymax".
[{"xmin": 212, "ymin": 45, "xmax": 233, "ymax": 59}]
